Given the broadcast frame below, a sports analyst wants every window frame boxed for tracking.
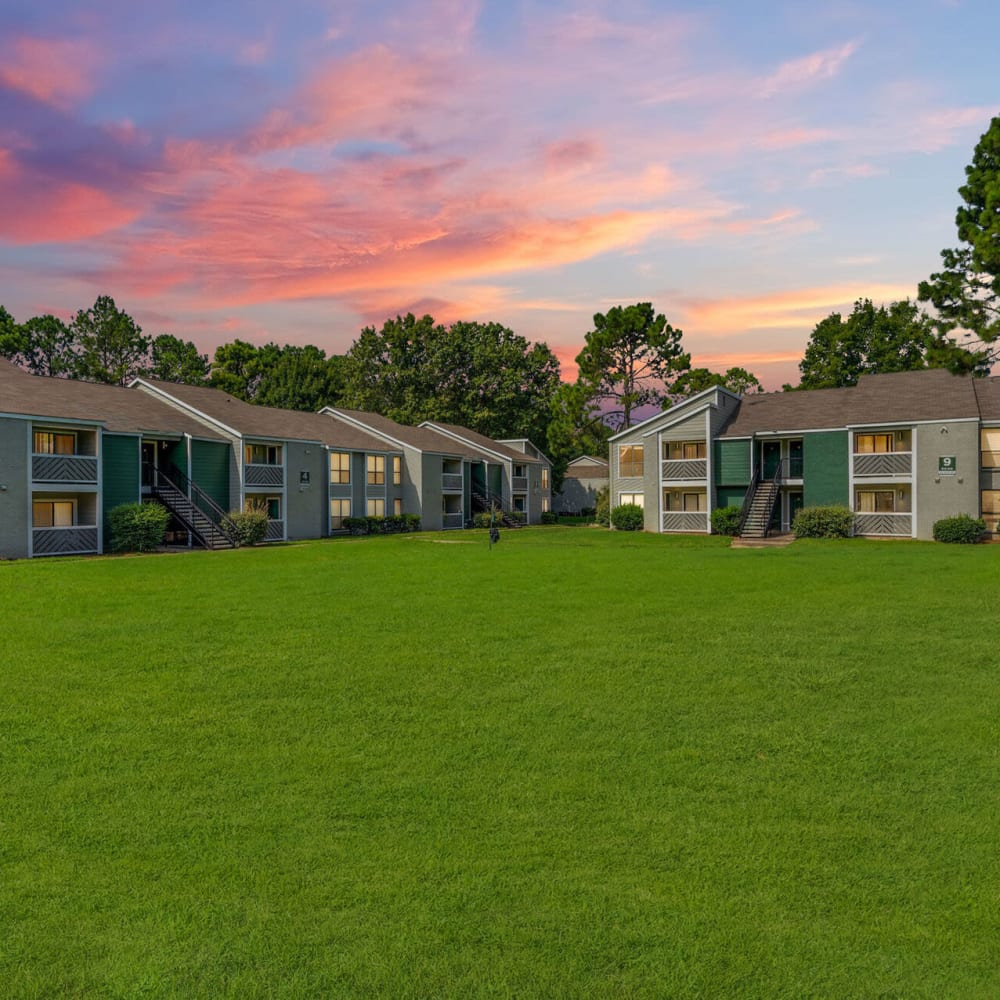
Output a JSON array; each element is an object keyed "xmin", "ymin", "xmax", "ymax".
[
  {"xmin": 330, "ymin": 451, "xmax": 351, "ymax": 484},
  {"xmin": 367, "ymin": 454, "xmax": 385, "ymax": 486},
  {"xmin": 619, "ymin": 492, "xmax": 644, "ymax": 508},
  {"xmin": 392, "ymin": 455, "xmax": 401, "ymax": 486},
  {"xmin": 367, "ymin": 497, "xmax": 385, "ymax": 517},
  {"xmin": 618, "ymin": 444, "xmax": 644, "ymax": 478},
  {"xmin": 329, "ymin": 497, "xmax": 350, "ymax": 531},
  {"xmin": 664, "ymin": 440, "xmax": 707, "ymax": 460},
  {"xmin": 245, "ymin": 443, "xmax": 282, "ymax": 466},
  {"xmin": 32, "ymin": 498, "xmax": 76, "ymax": 527},
  {"xmin": 33, "ymin": 430, "xmax": 77, "ymax": 455},
  {"xmin": 855, "ymin": 433, "xmax": 894, "ymax": 455}
]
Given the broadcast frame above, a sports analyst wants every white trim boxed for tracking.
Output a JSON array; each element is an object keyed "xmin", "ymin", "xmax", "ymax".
[
  {"xmin": 704, "ymin": 408, "xmax": 712, "ymax": 531},
  {"xmin": 911, "ymin": 424, "xmax": 918, "ymax": 538},
  {"xmin": 609, "ymin": 386, "xmax": 739, "ymax": 441},
  {"xmin": 25, "ymin": 422, "xmax": 32, "ymax": 558},
  {"xmin": 133, "ymin": 379, "xmax": 244, "ymax": 439},
  {"xmin": 639, "ymin": 402, "xmax": 715, "ymax": 439}
]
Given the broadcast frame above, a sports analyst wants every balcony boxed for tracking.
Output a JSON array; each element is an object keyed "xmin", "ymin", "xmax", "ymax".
[
  {"xmin": 853, "ymin": 452, "xmax": 912, "ymax": 477},
  {"xmin": 245, "ymin": 464, "xmax": 284, "ymax": 487},
  {"xmin": 661, "ymin": 511, "xmax": 708, "ymax": 533},
  {"xmin": 442, "ymin": 512, "xmax": 464, "ymax": 529},
  {"xmin": 853, "ymin": 512, "xmax": 912, "ymax": 537},
  {"xmin": 265, "ymin": 520, "xmax": 284, "ymax": 541},
  {"xmin": 441, "ymin": 473, "xmax": 463, "ymax": 491},
  {"xmin": 661, "ymin": 458, "xmax": 707, "ymax": 481},
  {"xmin": 32, "ymin": 454, "xmax": 98, "ymax": 483},
  {"xmin": 512, "ymin": 475, "xmax": 528, "ymax": 491},
  {"xmin": 32, "ymin": 525, "xmax": 99, "ymax": 556}
]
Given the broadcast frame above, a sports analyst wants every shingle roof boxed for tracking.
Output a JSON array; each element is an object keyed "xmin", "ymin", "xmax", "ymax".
[
  {"xmin": 140, "ymin": 381, "xmax": 395, "ymax": 452},
  {"xmin": 973, "ymin": 376, "xmax": 1000, "ymax": 421},
  {"xmin": 720, "ymin": 369, "xmax": 980, "ymax": 437},
  {"xmin": 564, "ymin": 464, "xmax": 609, "ymax": 480},
  {"xmin": 326, "ymin": 408, "xmax": 479, "ymax": 458},
  {"xmin": 0, "ymin": 362, "xmax": 226, "ymax": 439},
  {"xmin": 422, "ymin": 421, "xmax": 544, "ymax": 464}
]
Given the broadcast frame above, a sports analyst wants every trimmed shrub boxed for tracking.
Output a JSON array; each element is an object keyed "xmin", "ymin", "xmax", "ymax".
[
  {"xmin": 933, "ymin": 514, "xmax": 985, "ymax": 543},
  {"xmin": 611, "ymin": 503, "xmax": 644, "ymax": 531},
  {"xmin": 343, "ymin": 514, "xmax": 421, "ymax": 536},
  {"xmin": 223, "ymin": 509, "xmax": 269, "ymax": 547},
  {"xmin": 541, "ymin": 511, "xmax": 559, "ymax": 525},
  {"xmin": 792, "ymin": 505, "xmax": 854, "ymax": 539},
  {"xmin": 472, "ymin": 510, "xmax": 522, "ymax": 528},
  {"xmin": 710, "ymin": 505, "xmax": 742, "ymax": 536},
  {"xmin": 109, "ymin": 502, "xmax": 171, "ymax": 553},
  {"xmin": 595, "ymin": 486, "xmax": 610, "ymax": 527}
]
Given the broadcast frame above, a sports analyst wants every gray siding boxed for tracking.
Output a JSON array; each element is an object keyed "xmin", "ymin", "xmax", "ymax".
[
  {"xmin": 420, "ymin": 452, "xmax": 443, "ymax": 530},
  {"xmin": 0, "ymin": 417, "xmax": 29, "ymax": 558},
  {"xmin": 286, "ymin": 440, "xmax": 326, "ymax": 540},
  {"xmin": 914, "ymin": 421, "xmax": 980, "ymax": 540},
  {"xmin": 659, "ymin": 411, "xmax": 708, "ymax": 443}
]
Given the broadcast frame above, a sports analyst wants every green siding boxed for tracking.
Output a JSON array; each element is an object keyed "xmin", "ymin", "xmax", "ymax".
[
  {"xmin": 164, "ymin": 439, "xmax": 187, "ymax": 474},
  {"xmin": 715, "ymin": 486, "xmax": 747, "ymax": 509},
  {"xmin": 714, "ymin": 439, "xmax": 751, "ymax": 486},
  {"xmin": 102, "ymin": 434, "xmax": 140, "ymax": 550},
  {"xmin": 191, "ymin": 440, "xmax": 230, "ymax": 511},
  {"xmin": 803, "ymin": 431, "xmax": 849, "ymax": 506}
]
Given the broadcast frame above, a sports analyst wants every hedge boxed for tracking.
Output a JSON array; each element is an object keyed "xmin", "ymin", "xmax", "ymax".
[
  {"xmin": 610, "ymin": 503, "xmax": 644, "ymax": 531},
  {"xmin": 792, "ymin": 505, "xmax": 855, "ymax": 539},
  {"xmin": 710, "ymin": 505, "xmax": 742, "ymax": 536},
  {"xmin": 933, "ymin": 514, "xmax": 986, "ymax": 543},
  {"xmin": 222, "ymin": 510, "xmax": 269, "ymax": 546},
  {"xmin": 108, "ymin": 502, "xmax": 171, "ymax": 553},
  {"xmin": 342, "ymin": 515, "xmax": 421, "ymax": 536}
]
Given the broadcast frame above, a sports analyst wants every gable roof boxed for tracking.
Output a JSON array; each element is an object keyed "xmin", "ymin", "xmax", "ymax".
[
  {"xmin": 421, "ymin": 421, "xmax": 544, "ymax": 464},
  {"xmin": 325, "ymin": 408, "xmax": 478, "ymax": 458},
  {"xmin": 138, "ymin": 381, "xmax": 395, "ymax": 452},
  {"xmin": 0, "ymin": 362, "xmax": 226, "ymax": 439}
]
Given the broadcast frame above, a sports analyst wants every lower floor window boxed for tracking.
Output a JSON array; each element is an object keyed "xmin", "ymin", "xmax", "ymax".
[
  {"xmin": 982, "ymin": 490, "xmax": 1000, "ymax": 532},
  {"xmin": 619, "ymin": 493, "xmax": 644, "ymax": 508},
  {"xmin": 663, "ymin": 490, "xmax": 705, "ymax": 512},
  {"xmin": 33, "ymin": 500, "xmax": 75, "ymax": 527},
  {"xmin": 393, "ymin": 498, "xmax": 402, "ymax": 516},
  {"xmin": 513, "ymin": 495, "xmax": 527, "ymax": 512},
  {"xmin": 247, "ymin": 496, "xmax": 281, "ymax": 519},
  {"xmin": 856, "ymin": 490, "xmax": 895, "ymax": 513},
  {"xmin": 542, "ymin": 497, "xmax": 550, "ymax": 513},
  {"xmin": 330, "ymin": 498, "xmax": 350, "ymax": 530},
  {"xmin": 367, "ymin": 498, "xmax": 385, "ymax": 517}
]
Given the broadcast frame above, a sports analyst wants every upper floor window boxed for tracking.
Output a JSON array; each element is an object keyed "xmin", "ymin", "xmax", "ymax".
[
  {"xmin": 34, "ymin": 431, "xmax": 76, "ymax": 455},
  {"xmin": 330, "ymin": 452, "xmax": 350, "ymax": 484},
  {"xmin": 855, "ymin": 433, "xmax": 893, "ymax": 454},
  {"xmin": 619, "ymin": 445, "xmax": 643, "ymax": 478},
  {"xmin": 367, "ymin": 454, "xmax": 385, "ymax": 485},
  {"xmin": 393, "ymin": 456, "xmax": 401, "ymax": 485},
  {"xmin": 982, "ymin": 429, "xmax": 1000, "ymax": 468},
  {"xmin": 245, "ymin": 443, "xmax": 281, "ymax": 465},
  {"xmin": 664, "ymin": 440, "xmax": 706, "ymax": 460},
  {"xmin": 514, "ymin": 464, "xmax": 526, "ymax": 478}
]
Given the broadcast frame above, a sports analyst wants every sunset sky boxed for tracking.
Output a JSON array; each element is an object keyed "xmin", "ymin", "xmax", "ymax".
[{"xmin": 1, "ymin": 0, "xmax": 997, "ymax": 388}]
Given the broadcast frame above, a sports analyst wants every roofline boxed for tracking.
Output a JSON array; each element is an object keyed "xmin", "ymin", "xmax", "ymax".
[
  {"xmin": 133, "ymin": 379, "xmax": 243, "ymax": 439},
  {"xmin": 0, "ymin": 411, "xmax": 105, "ymax": 427},
  {"xmin": 320, "ymin": 407, "xmax": 431, "ymax": 455},
  {"xmin": 609, "ymin": 385, "xmax": 738, "ymax": 441},
  {"xmin": 422, "ymin": 422, "xmax": 514, "ymax": 464}
]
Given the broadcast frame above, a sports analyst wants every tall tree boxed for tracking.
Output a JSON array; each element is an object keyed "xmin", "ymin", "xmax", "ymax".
[
  {"xmin": 255, "ymin": 345, "xmax": 344, "ymax": 411},
  {"xmin": 796, "ymin": 298, "xmax": 979, "ymax": 390},
  {"xmin": 919, "ymin": 115, "xmax": 1000, "ymax": 359},
  {"xmin": 671, "ymin": 366, "xmax": 763, "ymax": 399},
  {"xmin": 545, "ymin": 381, "xmax": 611, "ymax": 490},
  {"xmin": 71, "ymin": 295, "xmax": 151, "ymax": 385},
  {"xmin": 340, "ymin": 315, "xmax": 561, "ymax": 441},
  {"xmin": 0, "ymin": 306, "xmax": 21, "ymax": 361},
  {"xmin": 18, "ymin": 315, "xmax": 77, "ymax": 377},
  {"xmin": 574, "ymin": 302, "xmax": 690, "ymax": 430},
  {"xmin": 150, "ymin": 334, "xmax": 210, "ymax": 385},
  {"xmin": 210, "ymin": 339, "xmax": 269, "ymax": 400}
]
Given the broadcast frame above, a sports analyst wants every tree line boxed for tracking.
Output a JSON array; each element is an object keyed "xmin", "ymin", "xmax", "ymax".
[{"xmin": 2, "ymin": 115, "xmax": 998, "ymax": 482}]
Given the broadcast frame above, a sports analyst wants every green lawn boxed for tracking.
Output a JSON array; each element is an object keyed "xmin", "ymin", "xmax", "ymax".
[{"xmin": 3, "ymin": 528, "xmax": 998, "ymax": 998}]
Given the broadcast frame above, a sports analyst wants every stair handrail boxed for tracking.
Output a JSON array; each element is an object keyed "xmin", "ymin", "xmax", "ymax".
[
  {"xmin": 146, "ymin": 462, "xmax": 230, "ymax": 532},
  {"xmin": 470, "ymin": 482, "xmax": 523, "ymax": 528},
  {"xmin": 737, "ymin": 457, "xmax": 789, "ymax": 536}
]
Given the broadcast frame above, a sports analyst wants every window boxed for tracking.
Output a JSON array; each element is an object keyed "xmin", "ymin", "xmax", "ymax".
[
  {"xmin": 330, "ymin": 498, "xmax": 350, "ymax": 531},
  {"xmin": 393, "ymin": 498, "xmax": 402, "ymax": 516},
  {"xmin": 683, "ymin": 492, "xmax": 707, "ymax": 512},
  {"xmin": 982, "ymin": 429, "xmax": 1000, "ymax": 468},
  {"xmin": 855, "ymin": 433, "xmax": 893, "ymax": 454},
  {"xmin": 514, "ymin": 464, "xmax": 526, "ymax": 478},
  {"xmin": 982, "ymin": 490, "xmax": 1000, "ymax": 532},
  {"xmin": 619, "ymin": 444, "xmax": 643, "ymax": 477},
  {"xmin": 367, "ymin": 455, "xmax": 385, "ymax": 485},
  {"xmin": 393, "ymin": 456, "xmax": 401, "ymax": 485},
  {"xmin": 330, "ymin": 452, "xmax": 351, "ymax": 484},
  {"xmin": 513, "ymin": 495, "xmax": 526, "ymax": 512},
  {"xmin": 247, "ymin": 496, "xmax": 280, "ymax": 519},
  {"xmin": 542, "ymin": 497, "xmax": 550, "ymax": 513},
  {"xmin": 367, "ymin": 497, "xmax": 385, "ymax": 516},
  {"xmin": 619, "ymin": 492, "xmax": 644, "ymax": 508},
  {"xmin": 856, "ymin": 490, "xmax": 895, "ymax": 513},
  {"xmin": 245, "ymin": 443, "xmax": 281, "ymax": 465},
  {"xmin": 33, "ymin": 431, "xmax": 76, "ymax": 455},
  {"xmin": 32, "ymin": 500, "xmax": 74, "ymax": 527},
  {"xmin": 664, "ymin": 440, "xmax": 706, "ymax": 460},
  {"xmin": 541, "ymin": 467, "xmax": 549, "ymax": 490}
]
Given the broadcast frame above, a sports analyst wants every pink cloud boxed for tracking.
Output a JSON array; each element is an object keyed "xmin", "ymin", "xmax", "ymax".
[
  {"xmin": 758, "ymin": 40, "xmax": 861, "ymax": 98},
  {"xmin": 0, "ymin": 36, "xmax": 99, "ymax": 108}
]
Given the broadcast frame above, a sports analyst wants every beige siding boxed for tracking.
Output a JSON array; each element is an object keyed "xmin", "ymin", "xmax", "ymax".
[{"xmin": 914, "ymin": 421, "xmax": 980, "ymax": 539}]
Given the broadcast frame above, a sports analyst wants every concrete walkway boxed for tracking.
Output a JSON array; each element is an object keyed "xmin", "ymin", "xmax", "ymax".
[{"xmin": 730, "ymin": 534, "xmax": 795, "ymax": 549}]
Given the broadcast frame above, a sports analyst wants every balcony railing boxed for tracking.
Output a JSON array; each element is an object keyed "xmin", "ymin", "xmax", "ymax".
[
  {"xmin": 661, "ymin": 458, "xmax": 707, "ymax": 481},
  {"xmin": 853, "ymin": 452, "xmax": 912, "ymax": 477},
  {"xmin": 661, "ymin": 511, "xmax": 708, "ymax": 533},
  {"xmin": 32, "ymin": 525, "xmax": 99, "ymax": 556},
  {"xmin": 245, "ymin": 464, "xmax": 284, "ymax": 487},
  {"xmin": 442, "ymin": 512, "xmax": 464, "ymax": 529},
  {"xmin": 853, "ymin": 512, "xmax": 912, "ymax": 537},
  {"xmin": 512, "ymin": 476, "xmax": 528, "ymax": 491},
  {"xmin": 32, "ymin": 454, "xmax": 98, "ymax": 483},
  {"xmin": 265, "ymin": 520, "xmax": 284, "ymax": 541},
  {"xmin": 441, "ymin": 473, "xmax": 463, "ymax": 491}
]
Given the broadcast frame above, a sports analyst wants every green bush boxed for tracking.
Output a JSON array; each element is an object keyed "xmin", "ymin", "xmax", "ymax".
[
  {"xmin": 792, "ymin": 505, "xmax": 855, "ymax": 539},
  {"xmin": 933, "ymin": 514, "xmax": 986, "ymax": 543},
  {"xmin": 472, "ymin": 510, "xmax": 522, "ymax": 528},
  {"xmin": 595, "ymin": 486, "xmax": 610, "ymax": 527},
  {"xmin": 223, "ymin": 509, "xmax": 269, "ymax": 547},
  {"xmin": 541, "ymin": 511, "xmax": 559, "ymax": 525},
  {"xmin": 610, "ymin": 503, "xmax": 644, "ymax": 531},
  {"xmin": 710, "ymin": 505, "xmax": 742, "ymax": 536},
  {"xmin": 108, "ymin": 502, "xmax": 171, "ymax": 553},
  {"xmin": 343, "ymin": 515, "xmax": 421, "ymax": 536}
]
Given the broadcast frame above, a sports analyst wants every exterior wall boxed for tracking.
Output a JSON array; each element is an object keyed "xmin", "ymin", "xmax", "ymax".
[
  {"xmin": 102, "ymin": 433, "xmax": 141, "ymax": 551},
  {"xmin": 609, "ymin": 426, "xmax": 647, "ymax": 525},
  {"xmin": 526, "ymin": 462, "xmax": 546, "ymax": 524},
  {"xmin": 285, "ymin": 440, "xmax": 325, "ymax": 540},
  {"xmin": 0, "ymin": 416, "xmax": 29, "ymax": 558},
  {"xmin": 420, "ymin": 452, "xmax": 444, "ymax": 530},
  {"xmin": 914, "ymin": 420, "xmax": 980, "ymax": 540},
  {"xmin": 554, "ymin": 475, "xmax": 606, "ymax": 513},
  {"xmin": 659, "ymin": 411, "xmax": 708, "ymax": 444},
  {"xmin": 191, "ymin": 439, "xmax": 232, "ymax": 512},
  {"xmin": 715, "ymin": 486, "xmax": 747, "ymax": 508},
  {"xmin": 803, "ymin": 431, "xmax": 849, "ymax": 507},
  {"xmin": 714, "ymin": 439, "xmax": 751, "ymax": 488}
]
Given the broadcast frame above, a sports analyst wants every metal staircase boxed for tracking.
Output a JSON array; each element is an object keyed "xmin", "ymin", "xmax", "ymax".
[
  {"xmin": 470, "ymin": 483, "xmax": 523, "ymax": 528},
  {"xmin": 146, "ymin": 463, "xmax": 234, "ymax": 550},
  {"xmin": 737, "ymin": 460, "xmax": 786, "ymax": 539}
]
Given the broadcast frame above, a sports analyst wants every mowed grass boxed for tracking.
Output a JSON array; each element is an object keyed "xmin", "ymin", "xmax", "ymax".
[{"xmin": 2, "ymin": 528, "xmax": 999, "ymax": 998}]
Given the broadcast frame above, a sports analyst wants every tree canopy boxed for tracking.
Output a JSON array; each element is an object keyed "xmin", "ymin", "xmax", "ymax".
[
  {"xmin": 919, "ymin": 115, "xmax": 1000, "ymax": 358},
  {"xmin": 150, "ymin": 334, "xmax": 210, "ymax": 385},
  {"xmin": 574, "ymin": 303, "xmax": 690, "ymax": 430},
  {"xmin": 671, "ymin": 366, "xmax": 763, "ymax": 399},
  {"xmin": 340, "ymin": 315, "xmax": 562, "ymax": 443},
  {"xmin": 71, "ymin": 295, "xmax": 151, "ymax": 385},
  {"xmin": 795, "ymin": 298, "xmax": 980, "ymax": 390}
]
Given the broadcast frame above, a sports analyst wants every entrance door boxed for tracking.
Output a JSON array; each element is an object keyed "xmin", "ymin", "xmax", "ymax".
[
  {"xmin": 789, "ymin": 491, "xmax": 804, "ymax": 530},
  {"xmin": 789, "ymin": 440, "xmax": 803, "ymax": 478},
  {"xmin": 762, "ymin": 441, "xmax": 781, "ymax": 479}
]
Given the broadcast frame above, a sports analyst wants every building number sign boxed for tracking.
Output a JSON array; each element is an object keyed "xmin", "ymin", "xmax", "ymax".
[{"xmin": 938, "ymin": 456, "xmax": 956, "ymax": 475}]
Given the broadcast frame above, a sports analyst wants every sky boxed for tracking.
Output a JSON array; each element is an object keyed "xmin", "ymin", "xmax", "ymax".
[{"xmin": 1, "ymin": 1, "xmax": 998, "ymax": 390}]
